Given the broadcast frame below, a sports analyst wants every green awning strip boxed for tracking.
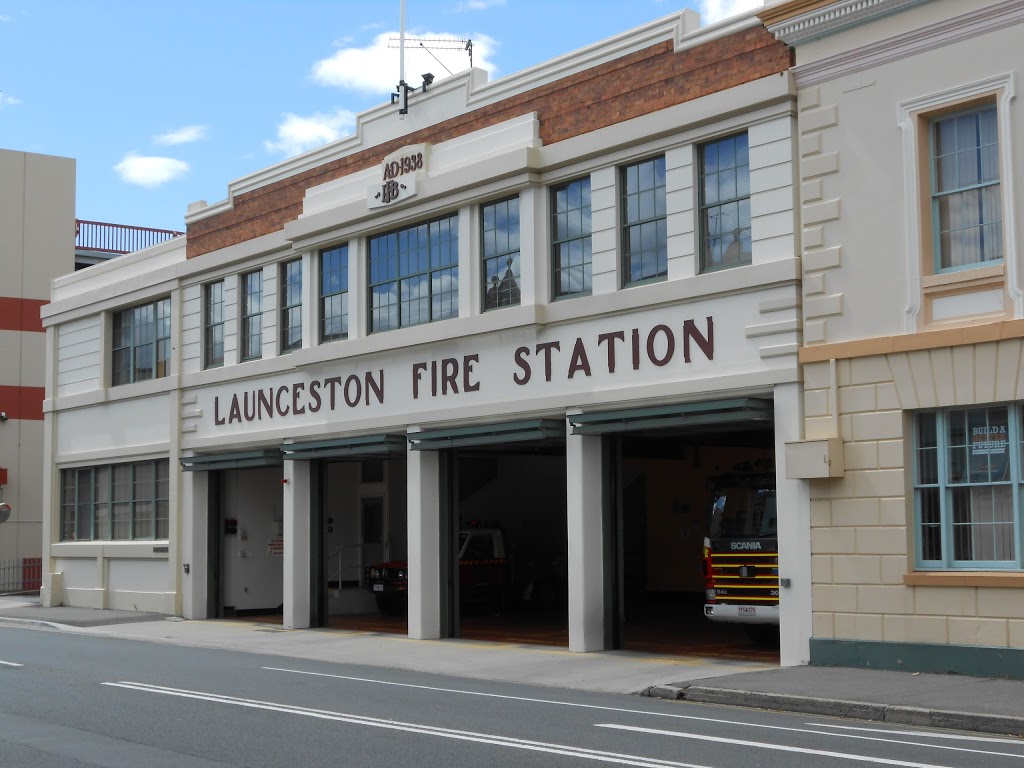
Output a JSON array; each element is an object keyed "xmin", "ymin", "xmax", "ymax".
[
  {"xmin": 568, "ymin": 398, "xmax": 773, "ymax": 435},
  {"xmin": 180, "ymin": 450, "xmax": 282, "ymax": 471},
  {"xmin": 282, "ymin": 434, "xmax": 407, "ymax": 460},
  {"xmin": 408, "ymin": 419, "xmax": 564, "ymax": 451}
]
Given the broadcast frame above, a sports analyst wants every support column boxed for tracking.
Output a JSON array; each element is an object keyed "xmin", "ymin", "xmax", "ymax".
[
  {"xmin": 775, "ymin": 382, "xmax": 812, "ymax": 666},
  {"xmin": 566, "ymin": 429, "xmax": 607, "ymax": 652},
  {"xmin": 407, "ymin": 448, "xmax": 442, "ymax": 639},
  {"xmin": 181, "ymin": 470, "xmax": 209, "ymax": 620},
  {"xmin": 283, "ymin": 459, "xmax": 312, "ymax": 629}
]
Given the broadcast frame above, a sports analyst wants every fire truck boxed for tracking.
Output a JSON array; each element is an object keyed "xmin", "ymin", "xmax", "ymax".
[{"xmin": 702, "ymin": 475, "xmax": 779, "ymax": 642}]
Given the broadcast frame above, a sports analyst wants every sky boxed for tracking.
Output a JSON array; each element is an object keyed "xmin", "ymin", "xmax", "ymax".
[{"xmin": 0, "ymin": 1, "xmax": 763, "ymax": 232}]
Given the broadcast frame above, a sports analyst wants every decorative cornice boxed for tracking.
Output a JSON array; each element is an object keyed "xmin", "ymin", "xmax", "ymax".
[
  {"xmin": 767, "ymin": 0, "xmax": 928, "ymax": 45},
  {"xmin": 792, "ymin": 0, "xmax": 1024, "ymax": 88}
]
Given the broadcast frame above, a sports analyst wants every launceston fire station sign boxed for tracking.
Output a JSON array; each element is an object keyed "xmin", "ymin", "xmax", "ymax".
[
  {"xmin": 189, "ymin": 292, "xmax": 788, "ymax": 440},
  {"xmin": 209, "ymin": 315, "xmax": 714, "ymax": 427}
]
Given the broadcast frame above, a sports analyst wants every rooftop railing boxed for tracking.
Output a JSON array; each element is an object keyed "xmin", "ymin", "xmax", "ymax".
[{"xmin": 75, "ymin": 219, "xmax": 183, "ymax": 255}]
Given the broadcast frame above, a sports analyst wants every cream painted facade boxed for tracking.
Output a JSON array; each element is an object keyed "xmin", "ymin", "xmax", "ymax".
[
  {"xmin": 40, "ymin": 10, "xmax": 814, "ymax": 662},
  {"xmin": 767, "ymin": 0, "xmax": 1024, "ymax": 676},
  {"xmin": 0, "ymin": 149, "xmax": 76, "ymax": 568}
]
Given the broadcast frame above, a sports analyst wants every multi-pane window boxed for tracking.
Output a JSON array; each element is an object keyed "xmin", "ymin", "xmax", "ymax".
[
  {"xmin": 60, "ymin": 460, "xmax": 169, "ymax": 541},
  {"xmin": 915, "ymin": 405, "xmax": 1023, "ymax": 569},
  {"xmin": 482, "ymin": 197, "xmax": 521, "ymax": 310},
  {"xmin": 112, "ymin": 298, "xmax": 171, "ymax": 386},
  {"xmin": 280, "ymin": 259, "xmax": 302, "ymax": 353},
  {"xmin": 552, "ymin": 177, "xmax": 592, "ymax": 298},
  {"xmin": 700, "ymin": 132, "xmax": 751, "ymax": 272},
  {"xmin": 320, "ymin": 245, "xmax": 349, "ymax": 342},
  {"xmin": 241, "ymin": 270, "xmax": 263, "ymax": 361},
  {"xmin": 368, "ymin": 214, "xmax": 458, "ymax": 332},
  {"xmin": 931, "ymin": 105, "xmax": 1002, "ymax": 271},
  {"xmin": 621, "ymin": 156, "xmax": 667, "ymax": 285},
  {"xmin": 204, "ymin": 280, "xmax": 225, "ymax": 369}
]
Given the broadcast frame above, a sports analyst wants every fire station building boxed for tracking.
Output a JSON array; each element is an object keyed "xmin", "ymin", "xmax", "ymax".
[{"xmin": 40, "ymin": 10, "xmax": 813, "ymax": 664}]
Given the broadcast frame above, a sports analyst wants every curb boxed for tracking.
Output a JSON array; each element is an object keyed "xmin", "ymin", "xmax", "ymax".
[
  {"xmin": 640, "ymin": 684, "xmax": 1024, "ymax": 737},
  {"xmin": 0, "ymin": 616, "xmax": 67, "ymax": 631}
]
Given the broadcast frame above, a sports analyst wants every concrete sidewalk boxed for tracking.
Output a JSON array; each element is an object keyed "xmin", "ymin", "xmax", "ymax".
[{"xmin": 2, "ymin": 595, "xmax": 1023, "ymax": 737}]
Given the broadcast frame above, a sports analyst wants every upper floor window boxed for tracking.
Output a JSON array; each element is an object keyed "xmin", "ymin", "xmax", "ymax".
[
  {"xmin": 320, "ymin": 245, "xmax": 349, "ymax": 342},
  {"xmin": 915, "ymin": 405, "xmax": 1022, "ymax": 570},
  {"xmin": 112, "ymin": 297, "xmax": 170, "ymax": 386},
  {"xmin": 931, "ymin": 105, "xmax": 1002, "ymax": 271},
  {"xmin": 280, "ymin": 259, "xmax": 302, "ymax": 353},
  {"xmin": 204, "ymin": 280, "xmax": 225, "ymax": 369},
  {"xmin": 60, "ymin": 460, "xmax": 169, "ymax": 541},
  {"xmin": 482, "ymin": 196, "xmax": 521, "ymax": 310},
  {"xmin": 700, "ymin": 132, "xmax": 751, "ymax": 272},
  {"xmin": 552, "ymin": 177, "xmax": 592, "ymax": 298},
  {"xmin": 369, "ymin": 213, "xmax": 458, "ymax": 332},
  {"xmin": 621, "ymin": 156, "xmax": 666, "ymax": 286},
  {"xmin": 241, "ymin": 270, "xmax": 263, "ymax": 361}
]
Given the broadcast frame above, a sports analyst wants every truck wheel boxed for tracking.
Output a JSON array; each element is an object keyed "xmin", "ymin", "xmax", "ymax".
[{"xmin": 375, "ymin": 595, "xmax": 406, "ymax": 616}]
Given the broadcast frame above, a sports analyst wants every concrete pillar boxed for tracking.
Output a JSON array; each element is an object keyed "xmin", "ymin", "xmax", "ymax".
[
  {"xmin": 566, "ymin": 429, "xmax": 607, "ymax": 652},
  {"xmin": 408, "ymin": 449, "xmax": 442, "ymax": 639},
  {"xmin": 283, "ymin": 459, "xmax": 312, "ymax": 629},
  {"xmin": 775, "ymin": 382, "xmax": 812, "ymax": 666},
  {"xmin": 181, "ymin": 470, "xmax": 209, "ymax": 620}
]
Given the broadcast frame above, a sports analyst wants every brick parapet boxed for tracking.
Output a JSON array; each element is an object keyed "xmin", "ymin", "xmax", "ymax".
[{"xmin": 186, "ymin": 26, "xmax": 792, "ymax": 260}]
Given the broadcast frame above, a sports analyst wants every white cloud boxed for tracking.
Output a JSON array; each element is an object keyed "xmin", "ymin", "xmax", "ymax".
[
  {"xmin": 698, "ymin": 0, "xmax": 763, "ymax": 24},
  {"xmin": 456, "ymin": 0, "xmax": 506, "ymax": 10},
  {"xmin": 0, "ymin": 15, "xmax": 11, "ymax": 22},
  {"xmin": 263, "ymin": 110, "xmax": 357, "ymax": 157},
  {"xmin": 312, "ymin": 31, "xmax": 498, "ymax": 94},
  {"xmin": 153, "ymin": 125, "xmax": 208, "ymax": 146},
  {"xmin": 114, "ymin": 153, "xmax": 189, "ymax": 188},
  {"xmin": 0, "ymin": 93, "xmax": 21, "ymax": 107}
]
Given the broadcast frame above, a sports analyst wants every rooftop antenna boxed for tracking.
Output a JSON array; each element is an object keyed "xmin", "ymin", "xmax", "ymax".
[{"xmin": 389, "ymin": 24, "xmax": 474, "ymax": 116}]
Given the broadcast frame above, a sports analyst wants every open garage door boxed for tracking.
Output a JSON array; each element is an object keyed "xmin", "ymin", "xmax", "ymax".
[
  {"xmin": 410, "ymin": 420, "xmax": 569, "ymax": 647},
  {"xmin": 571, "ymin": 399, "xmax": 781, "ymax": 662},
  {"xmin": 283, "ymin": 435, "xmax": 408, "ymax": 635}
]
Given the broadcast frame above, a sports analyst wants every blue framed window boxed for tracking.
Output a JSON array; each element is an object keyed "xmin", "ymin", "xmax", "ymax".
[
  {"xmin": 482, "ymin": 196, "xmax": 521, "ymax": 310},
  {"xmin": 552, "ymin": 177, "xmax": 592, "ymax": 298},
  {"xmin": 930, "ymin": 105, "xmax": 1003, "ymax": 271},
  {"xmin": 700, "ymin": 132, "xmax": 751, "ymax": 272},
  {"xmin": 280, "ymin": 259, "xmax": 302, "ymax": 353},
  {"xmin": 914, "ymin": 405, "xmax": 1020, "ymax": 569},
  {"xmin": 320, "ymin": 245, "xmax": 349, "ymax": 342},
  {"xmin": 621, "ymin": 156, "xmax": 667, "ymax": 286},
  {"xmin": 368, "ymin": 213, "xmax": 458, "ymax": 332}
]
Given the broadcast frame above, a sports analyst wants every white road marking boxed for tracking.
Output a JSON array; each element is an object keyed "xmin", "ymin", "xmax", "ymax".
[
  {"xmin": 261, "ymin": 666, "xmax": 1024, "ymax": 757},
  {"xmin": 809, "ymin": 722, "xmax": 1023, "ymax": 745},
  {"xmin": 0, "ymin": 660, "xmax": 23, "ymax": 667},
  {"xmin": 597, "ymin": 723, "xmax": 969, "ymax": 768},
  {"xmin": 103, "ymin": 681, "xmax": 708, "ymax": 768}
]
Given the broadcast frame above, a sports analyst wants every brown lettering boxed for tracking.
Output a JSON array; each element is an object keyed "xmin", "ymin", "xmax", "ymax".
[
  {"xmin": 275, "ymin": 385, "xmax": 290, "ymax": 416},
  {"xmin": 344, "ymin": 374, "xmax": 361, "ymax": 407},
  {"xmin": 463, "ymin": 354, "xmax": 480, "ymax": 392},
  {"xmin": 513, "ymin": 347, "xmax": 531, "ymax": 385},
  {"xmin": 308, "ymin": 380, "xmax": 322, "ymax": 412},
  {"xmin": 412, "ymin": 362, "xmax": 428, "ymax": 399},
  {"xmin": 597, "ymin": 331, "xmax": 625, "ymax": 374},
  {"xmin": 536, "ymin": 341, "xmax": 560, "ymax": 383},
  {"xmin": 214, "ymin": 396, "xmax": 225, "ymax": 426},
  {"xmin": 441, "ymin": 358, "xmax": 459, "ymax": 395},
  {"xmin": 365, "ymin": 370, "xmax": 384, "ymax": 405},
  {"xmin": 292, "ymin": 383, "xmax": 306, "ymax": 415},
  {"xmin": 683, "ymin": 316, "xmax": 714, "ymax": 362},
  {"xmin": 647, "ymin": 324, "xmax": 675, "ymax": 367},
  {"xmin": 567, "ymin": 337, "xmax": 592, "ymax": 378}
]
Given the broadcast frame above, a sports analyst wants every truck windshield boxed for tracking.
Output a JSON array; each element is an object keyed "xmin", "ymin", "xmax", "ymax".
[{"xmin": 708, "ymin": 488, "xmax": 777, "ymax": 538}]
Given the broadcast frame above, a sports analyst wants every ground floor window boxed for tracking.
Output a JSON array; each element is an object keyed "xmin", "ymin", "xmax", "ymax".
[
  {"xmin": 60, "ymin": 460, "xmax": 169, "ymax": 541},
  {"xmin": 915, "ymin": 405, "xmax": 1020, "ymax": 569}
]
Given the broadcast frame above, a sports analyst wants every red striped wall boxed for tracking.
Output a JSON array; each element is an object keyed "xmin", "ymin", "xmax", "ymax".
[
  {"xmin": 0, "ymin": 297, "xmax": 47, "ymax": 333},
  {"xmin": 0, "ymin": 386, "xmax": 45, "ymax": 420}
]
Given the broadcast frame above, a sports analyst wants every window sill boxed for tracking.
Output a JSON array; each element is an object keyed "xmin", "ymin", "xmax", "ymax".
[
  {"xmin": 904, "ymin": 571, "xmax": 1024, "ymax": 588},
  {"xmin": 922, "ymin": 264, "xmax": 1004, "ymax": 294}
]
